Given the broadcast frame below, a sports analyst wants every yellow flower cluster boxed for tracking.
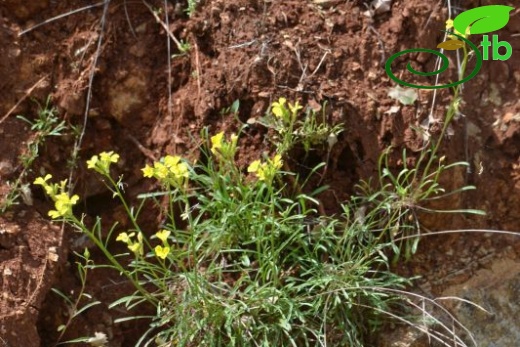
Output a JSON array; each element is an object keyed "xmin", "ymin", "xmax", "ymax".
[
  {"xmin": 86, "ymin": 151, "xmax": 120, "ymax": 175},
  {"xmin": 154, "ymin": 229, "xmax": 171, "ymax": 260},
  {"xmin": 115, "ymin": 229, "xmax": 171, "ymax": 259},
  {"xmin": 34, "ymin": 174, "xmax": 79, "ymax": 219},
  {"xmin": 271, "ymin": 97, "xmax": 303, "ymax": 123},
  {"xmin": 116, "ymin": 231, "xmax": 144, "ymax": 257},
  {"xmin": 247, "ymin": 154, "xmax": 283, "ymax": 182},
  {"xmin": 445, "ymin": 19, "xmax": 470, "ymax": 39},
  {"xmin": 210, "ymin": 131, "xmax": 238, "ymax": 158},
  {"xmin": 142, "ymin": 155, "xmax": 189, "ymax": 188}
]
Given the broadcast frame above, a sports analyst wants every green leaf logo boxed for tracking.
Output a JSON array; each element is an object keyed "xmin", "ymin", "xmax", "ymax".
[{"xmin": 453, "ymin": 5, "xmax": 514, "ymax": 35}]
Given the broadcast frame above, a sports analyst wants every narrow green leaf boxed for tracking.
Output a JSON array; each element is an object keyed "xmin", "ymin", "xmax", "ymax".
[
  {"xmin": 73, "ymin": 301, "xmax": 101, "ymax": 317},
  {"xmin": 230, "ymin": 99, "xmax": 240, "ymax": 114},
  {"xmin": 56, "ymin": 337, "xmax": 91, "ymax": 345},
  {"xmin": 51, "ymin": 288, "xmax": 74, "ymax": 306},
  {"xmin": 113, "ymin": 315, "xmax": 154, "ymax": 323},
  {"xmin": 454, "ymin": 5, "xmax": 514, "ymax": 35}
]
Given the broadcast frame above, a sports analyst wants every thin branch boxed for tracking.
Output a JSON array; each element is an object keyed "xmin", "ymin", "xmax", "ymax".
[
  {"xmin": 0, "ymin": 76, "xmax": 48, "ymax": 126},
  {"xmin": 142, "ymin": 0, "xmax": 185, "ymax": 52},
  {"xmin": 68, "ymin": 0, "xmax": 110, "ymax": 192},
  {"xmin": 18, "ymin": 2, "xmax": 106, "ymax": 36}
]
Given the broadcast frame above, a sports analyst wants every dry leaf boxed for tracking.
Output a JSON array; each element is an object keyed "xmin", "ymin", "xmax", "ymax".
[{"xmin": 437, "ymin": 39, "xmax": 464, "ymax": 50}]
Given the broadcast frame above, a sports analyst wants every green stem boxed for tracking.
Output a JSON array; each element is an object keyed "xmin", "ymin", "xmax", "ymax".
[
  {"xmin": 69, "ymin": 215, "xmax": 159, "ymax": 305},
  {"xmin": 420, "ymin": 38, "xmax": 469, "ymax": 184}
]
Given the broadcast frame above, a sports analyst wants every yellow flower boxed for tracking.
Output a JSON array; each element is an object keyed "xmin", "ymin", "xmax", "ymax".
[
  {"xmin": 154, "ymin": 162, "xmax": 169, "ymax": 179},
  {"xmin": 142, "ymin": 156, "xmax": 190, "ymax": 188},
  {"xmin": 142, "ymin": 164, "xmax": 155, "ymax": 178},
  {"xmin": 271, "ymin": 98, "xmax": 287, "ymax": 118},
  {"xmin": 34, "ymin": 175, "xmax": 58, "ymax": 197},
  {"xmin": 248, "ymin": 154, "xmax": 283, "ymax": 182},
  {"xmin": 34, "ymin": 176, "xmax": 80, "ymax": 219},
  {"xmin": 100, "ymin": 151, "xmax": 119, "ymax": 164},
  {"xmin": 86, "ymin": 155, "xmax": 99, "ymax": 169},
  {"xmin": 128, "ymin": 242, "xmax": 142, "ymax": 256},
  {"xmin": 247, "ymin": 159, "xmax": 261, "ymax": 173},
  {"xmin": 48, "ymin": 210, "xmax": 60, "ymax": 219},
  {"xmin": 210, "ymin": 132, "xmax": 224, "ymax": 154},
  {"xmin": 34, "ymin": 174, "xmax": 52, "ymax": 186},
  {"xmin": 288, "ymin": 101, "xmax": 303, "ymax": 116},
  {"xmin": 248, "ymin": 159, "xmax": 267, "ymax": 180},
  {"xmin": 44, "ymin": 185, "xmax": 55, "ymax": 196},
  {"xmin": 271, "ymin": 154, "xmax": 283, "ymax": 170},
  {"xmin": 445, "ymin": 18, "xmax": 470, "ymax": 39},
  {"xmin": 230, "ymin": 133, "xmax": 238, "ymax": 145},
  {"xmin": 164, "ymin": 156, "xmax": 189, "ymax": 179},
  {"xmin": 128, "ymin": 232, "xmax": 144, "ymax": 256},
  {"xmin": 256, "ymin": 167, "xmax": 267, "ymax": 181},
  {"xmin": 163, "ymin": 155, "xmax": 181, "ymax": 168},
  {"xmin": 116, "ymin": 232, "xmax": 135, "ymax": 244},
  {"xmin": 87, "ymin": 151, "xmax": 120, "ymax": 174},
  {"xmin": 154, "ymin": 245, "xmax": 170, "ymax": 260},
  {"xmin": 48, "ymin": 192, "xmax": 79, "ymax": 219},
  {"xmin": 210, "ymin": 132, "xmax": 239, "ymax": 160},
  {"xmin": 155, "ymin": 229, "xmax": 171, "ymax": 243},
  {"xmin": 172, "ymin": 162, "xmax": 189, "ymax": 178}
]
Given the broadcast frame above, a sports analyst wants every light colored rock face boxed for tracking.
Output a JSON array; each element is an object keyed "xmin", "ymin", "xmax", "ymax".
[
  {"xmin": 107, "ymin": 67, "xmax": 150, "ymax": 125},
  {"xmin": 441, "ymin": 257, "xmax": 520, "ymax": 347},
  {"xmin": 379, "ymin": 255, "xmax": 520, "ymax": 347},
  {"xmin": 379, "ymin": 327, "xmax": 428, "ymax": 347}
]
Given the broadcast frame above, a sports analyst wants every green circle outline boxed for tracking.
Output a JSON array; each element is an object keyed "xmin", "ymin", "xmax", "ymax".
[{"xmin": 384, "ymin": 31, "xmax": 483, "ymax": 89}]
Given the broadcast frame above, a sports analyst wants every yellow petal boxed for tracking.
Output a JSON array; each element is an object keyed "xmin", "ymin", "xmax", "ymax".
[
  {"xmin": 116, "ymin": 232, "xmax": 130, "ymax": 243},
  {"xmin": 288, "ymin": 101, "xmax": 303, "ymax": 115},
  {"xmin": 34, "ymin": 174, "xmax": 52, "ymax": 186},
  {"xmin": 99, "ymin": 151, "xmax": 119, "ymax": 163},
  {"xmin": 86, "ymin": 155, "xmax": 99, "ymax": 169},
  {"xmin": 172, "ymin": 162, "xmax": 189, "ymax": 178},
  {"xmin": 256, "ymin": 168, "xmax": 267, "ymax": 181},
  {"xmin": 155, "ymin": 246, "xmax": 170, "ymax": 259},
  {"xmin": 163, "ymin": 155, "xmax": 181, "ymax": 168},
  {"xmin": 276, "ymin": 97, "xmax": 287, "ymax": 106},
  {"xmin": 48, "ymin": 210, "xmax": 60, "ymax": 219},
  {"xmin": 70, "ymin": 195, "xmax": 79, "ymax": 204},
  {"xmin": 155, "ymin": 229, "xmax": 171, "ymax": 242},
  {"xmin": 272, "ymin": 154, "xmax": 283, "ymax": 170},
  {"xmin": 154, "ymin": 245, "xmax": 170, "ymax": 259},
  {"xmin": 142, "ymin": 165, "xmax": 155, "ymax": 178},
  {"xmin": 154, "ymin": 162, "xmax": 168, "ymax": 179},
  {"xmin": 44, "ymin": 185, "xmax": 54, "ymax": 196},
  {"xmin": 210, "ymin": 132, "xmax": 224, "ymax": 153},
  {"xmin": 247, "ymin": 160, "xmax": 261, "ymax": 173},
  {"xmin": 128, "ymin": 242, "xmax": 141, "ymax": 254}
]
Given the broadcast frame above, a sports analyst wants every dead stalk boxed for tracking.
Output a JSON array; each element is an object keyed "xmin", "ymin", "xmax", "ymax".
[
  {"xmin": 142, "ymin": 0, "xmax": 185, "ymax": 52},
  {"xmin": 0, "ymin": 76, "xmax": 48, "ymax": 127}
]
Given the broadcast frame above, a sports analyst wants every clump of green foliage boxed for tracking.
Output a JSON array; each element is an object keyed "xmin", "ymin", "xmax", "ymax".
[
  {"xmin": 186, "ymin": 0, "xmax": 199, "ymax": 17},
  {"xmin": 1, "ymin": 97, "xmax": 66, "ymax": 213},
  {"xmin": 260, "ymin": 98, "xmax": 343, "ymax": 154},
  {"xmin": 35, "ymin": 98, "xmax": 480, "ymax": 347}
]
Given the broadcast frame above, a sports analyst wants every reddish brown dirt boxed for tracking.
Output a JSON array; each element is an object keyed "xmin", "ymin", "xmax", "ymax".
[{"xmin": 0, "ymin": 0, "xmax": 519, "ymax": 346}]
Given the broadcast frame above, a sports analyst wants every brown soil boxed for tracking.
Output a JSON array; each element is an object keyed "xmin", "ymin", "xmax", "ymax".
[{"xmin": 0, "ymin": 0, "xmax": 519, "ymax": 346}]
